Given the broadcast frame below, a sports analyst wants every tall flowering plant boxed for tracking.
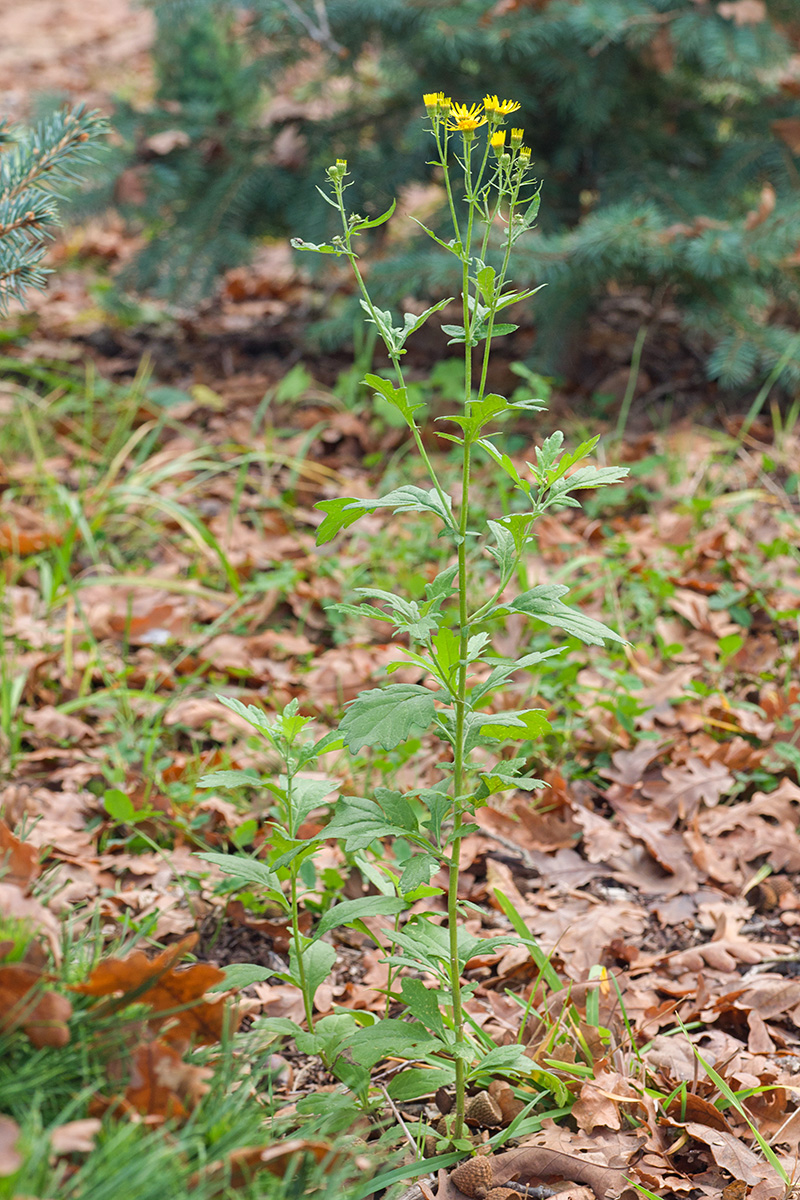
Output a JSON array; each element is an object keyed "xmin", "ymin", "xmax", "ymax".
[
  {"xmin": 205, "ymin": 95, "xmax": 628, "ymax": 1149},
  {"xmin": 289, "ymin": 93, "xmax": 628, "ymax": 1139}
]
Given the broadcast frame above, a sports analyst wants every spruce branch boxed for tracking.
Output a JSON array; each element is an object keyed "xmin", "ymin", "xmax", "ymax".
[{"xmin": 0, "ymin": 104, "xmax": 107, "ymax": 314}]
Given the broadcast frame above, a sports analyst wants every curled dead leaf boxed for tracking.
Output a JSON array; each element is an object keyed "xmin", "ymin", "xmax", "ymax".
[{"xmin": 49, "ymin": 1118, "xmax": 102, "ymax": 1154}]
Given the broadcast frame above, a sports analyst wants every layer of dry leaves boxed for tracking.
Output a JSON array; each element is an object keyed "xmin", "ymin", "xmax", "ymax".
[{"xmin": 3, "ymin": 6, "xmax": 800, "ymax": 1197}]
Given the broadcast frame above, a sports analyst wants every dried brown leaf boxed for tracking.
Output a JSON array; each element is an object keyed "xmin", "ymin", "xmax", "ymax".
[
  {"xmin": 73, "ymin": 932, "xmax": 235, "ymax": 1046},
  {"xmin": 685, "ymin": 1122, "xmax": 782, "ymax": 1187},
  {"xmin": 0, "ymin": 962, "xmax": 72, "ymax": 1047},
  {"xmin": 49, "ymin": 1118, "xmax": 102, "ymax": 1154},
  {"xmin": 0, "ymin": 820, "xmax": 38, "ymax": 889},
  {"xmin": 0, "ymin": 1115, "xmax": 22, "ymax": 1176}
]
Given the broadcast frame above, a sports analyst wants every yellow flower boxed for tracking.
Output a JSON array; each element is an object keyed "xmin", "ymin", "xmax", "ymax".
[
  {"xmin": 483, "ymin": 95, "xmax": 521, "ymax": 120},
  {"xmin": 510, "ymin": 128, "xmax": 524, "ymax": 148},
  {"xmin": 448, "ymin": 115, "xmax": 488, "ymax": 134},
  {"xmin": 490, "ymin": 130, "xmax": 506, "ymax": 157},
  {"xmin": 423, "ymin": 91, "xmax": 448, "ymax": 111},
  {"xmin": 447, "ymin": 102, "xmax": 487, "ymax": 134},
  {"xmin": 518, "ymin": 145, "xmax": 532, "ymax": 164},
  {"xmin": 424, "ymin": 92, "xmax": 452, "ymax": 122}
]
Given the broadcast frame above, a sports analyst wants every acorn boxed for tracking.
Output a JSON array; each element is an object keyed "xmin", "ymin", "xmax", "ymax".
[
  {"xmin": 488, "ymin": 1079, "xmax": 526, "ymax": 1124},
  {"xmin": 450, "ymin": 1155, "xmax": 494, "ymax": 1199},
  {"xmin": 464, "ymin": 1090, "xmax": 504, "ymax": 1127},
  {"xmin": 485, "ymin": 1190, "xmax": 519, "ymax": 1200}
]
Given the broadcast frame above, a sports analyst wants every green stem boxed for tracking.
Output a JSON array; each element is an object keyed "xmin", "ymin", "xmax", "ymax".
[
  {"xmin": 337, "ymin": 189, "xmax": 452, "ymax": 520},
  {"xmin": 286, "ymin": 771, "xmax": 315, "ymax": 1032},
  {"xmin": 445, "ymin": 135, "xmax": 483, "ymax": 1140}
]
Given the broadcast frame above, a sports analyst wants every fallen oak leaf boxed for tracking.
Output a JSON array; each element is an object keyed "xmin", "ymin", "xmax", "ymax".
[
  {"xmin": 72, "ymin": 933, "xmax": 201, "ymax": 1004},
  {"xmin": 437, "ymin": 1143, "xmax": 636, "ymax": 1199},
  {"xmin": 0, "ymin": 820, "xmax": 39, "ymax": 889},
  {"xmin": 0, "ymin": 962, "xmax": 72, "ymax": 1047},
  {"xmin": 666, "ymin": 1092, "xmax": 734, "ymax": 1133},
  {"xmin": 124, "ymin": 1039, "xmax": 211, "ymax": 1121},
  {"xmin": 72, "ymin": 932, "xmax": 237, "ymax": 1047},
  {"xmin": 683, "ymin": 1122, "xmax": 784, "ymax": 1189}
]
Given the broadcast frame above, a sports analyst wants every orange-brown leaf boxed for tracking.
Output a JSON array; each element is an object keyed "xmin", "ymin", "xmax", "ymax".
[
  {"xmin": 0, "ymin": 821, "xmax": 38, "ymax": 890},
  {"xmin": 72, "ymin": 933, "xmax": 234, "ymax": 1046},
  {"xmin": 0, "ymin": 962, "xmax": 72, "ymax": 1047}
]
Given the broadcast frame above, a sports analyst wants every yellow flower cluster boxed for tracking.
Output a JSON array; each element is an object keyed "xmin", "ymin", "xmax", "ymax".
[
  {"xmin": 482, "ymin": 94, "xmax": 521, "ymax": 119},
  {"xmin": 421, "ymin": 91, "xmax": 532, "ymax": 163}
]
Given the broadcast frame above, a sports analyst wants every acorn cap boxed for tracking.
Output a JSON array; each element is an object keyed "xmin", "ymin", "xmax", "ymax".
[
  {"xmin": 485, "ymin": 1190, "xmax": 519, "ymax": 1200},
  {"xmin": 450, "ymin": 1155, "xmax": 494, "ymax": 1199},
  {"xmin": 464, "ymin": 1091, "xmax": 504, "ymax": 1127}
]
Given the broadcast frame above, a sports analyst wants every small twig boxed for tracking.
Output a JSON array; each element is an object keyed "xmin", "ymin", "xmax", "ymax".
[{"xmin": 379, "ymin": 1084, "xmax": 425, "ymax": 1161}]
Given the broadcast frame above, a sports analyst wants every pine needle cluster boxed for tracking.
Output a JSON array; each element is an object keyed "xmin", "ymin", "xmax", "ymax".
[{"xmin": 0, "ymin": 106, "xmax": 107, "ymax": 315}]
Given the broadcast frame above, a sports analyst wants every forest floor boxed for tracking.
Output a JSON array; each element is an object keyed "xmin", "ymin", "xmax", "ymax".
[{"xmin": 3, "ymin": 9, "xmax": 800, "ymax": 1200}]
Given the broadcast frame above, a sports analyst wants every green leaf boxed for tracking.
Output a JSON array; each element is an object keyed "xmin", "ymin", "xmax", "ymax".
[
  {"xmin": 348, "ymin": 1021, "xmax": 443, "ymax": 1069},
  {"xmin": 477, "ymin": 769, "xmax": 546, "ymax": 798},
  {"xmin": 195, "ymin": 851, "xmax": 284, "ymax": 902},
  {"xmin": 498, "ymin": 585, "xmax": 627, "ymax": 647},
  {"xmin": 476, "ymin": 437, "xmax": 527, "ymax": 491},
  {"xmin": 324, "ymin": 794, "xmax": 417, "ymax": 851},
  {"xmin": 399, "ymin": 853, "xmax": 437, "ymax": 896},
  {"xmin": 399, "ymin": 298, "xmax": 453, "ymax": 344},
  {"xmin": 486, "ymin": 519, "xmax": 516, "ymax": 579},
  {"xmin": 196, "ymin": 769, "xmax": 261, "ymax": 789},
  {"xmin": 469, "ymin": 1043, "xmax": 531, "ymax": 1079},
  {"xmin": 209, "ymin": 963, "xmax": 272, "ymax": 991},
  {"xmin": 477, "ymin": 708, "xmax": 552, "ymax": 741},
  {"xmin": 359, "ymin": 485, "xmax": 453, "ymax": 526},
  {"xmin": 425, "ymin": 564, "xmax": 459, "ymax": 604},
  {"xmin": 364, "ymin": 373, "xmax": 424, "ymax": 424},
  {"xmin": 548, "ymin": 465, "xmax": 629, "ymax": 497},
  {"xmin": 476, "ymin": 265, "xmax": 496, "ymax": 304},
  {"xmin": 290, "ymin": 938, "xmax": 336, "ymax": 1003},
  {"xmin": 387, "ymin": 1066, "xmax": 456, "ymax": 1100},
  {"xmin": 217, "ymin": 694, "xmax": 273, "ymax": 735},
  {"xmin": 289, "ymin": 237, "xmax": 346, "ymax": 256},
  {"xmin": 401, "ymin": 976, "xmax": 447, "ymax": 1039},
  {"xmin": 103, "ymin": 789, "xmax": 136, "ymax": 823},
  {"xmin": 349, "ymin": 198, "xmax": 396, "ymax": 232},
  {"xmin": 254, "ymin": 1017, "xmax": 306, "ymax": 1040},
  {"xmin": 374, "ymin": 787, "xmax": 421, "ymax": 833},
  {"xmin": 339, "ymin": 684, "xmax": 436, "ymax": 752},
  {"xmin": 289, "ymin": 776, "xmax": 338, "ymax": 835},
  {"xmin": 313, "ymin": 730, "xmax": 345, "ymax": 756},
  {"xmin": 316, "ymin": 496, "xmax": 368, "ymax": 545},
  {"xmin": 495, "ymin": 284, "xmax": 546, "ymax": 311},
  {"xmin": 471, "ymin": 649, "xmax": 563, "ymax": 704},
  {"xmin": 314, "ymin": 895, "xmax": 406, "ymax": 939},
  {"xmin": 431, "ymin": 626, "xmax": 460, "ymax": 684},
  {"xmin": 268, "ymin": 833, "xmax": 325, "ymax": 873}
]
